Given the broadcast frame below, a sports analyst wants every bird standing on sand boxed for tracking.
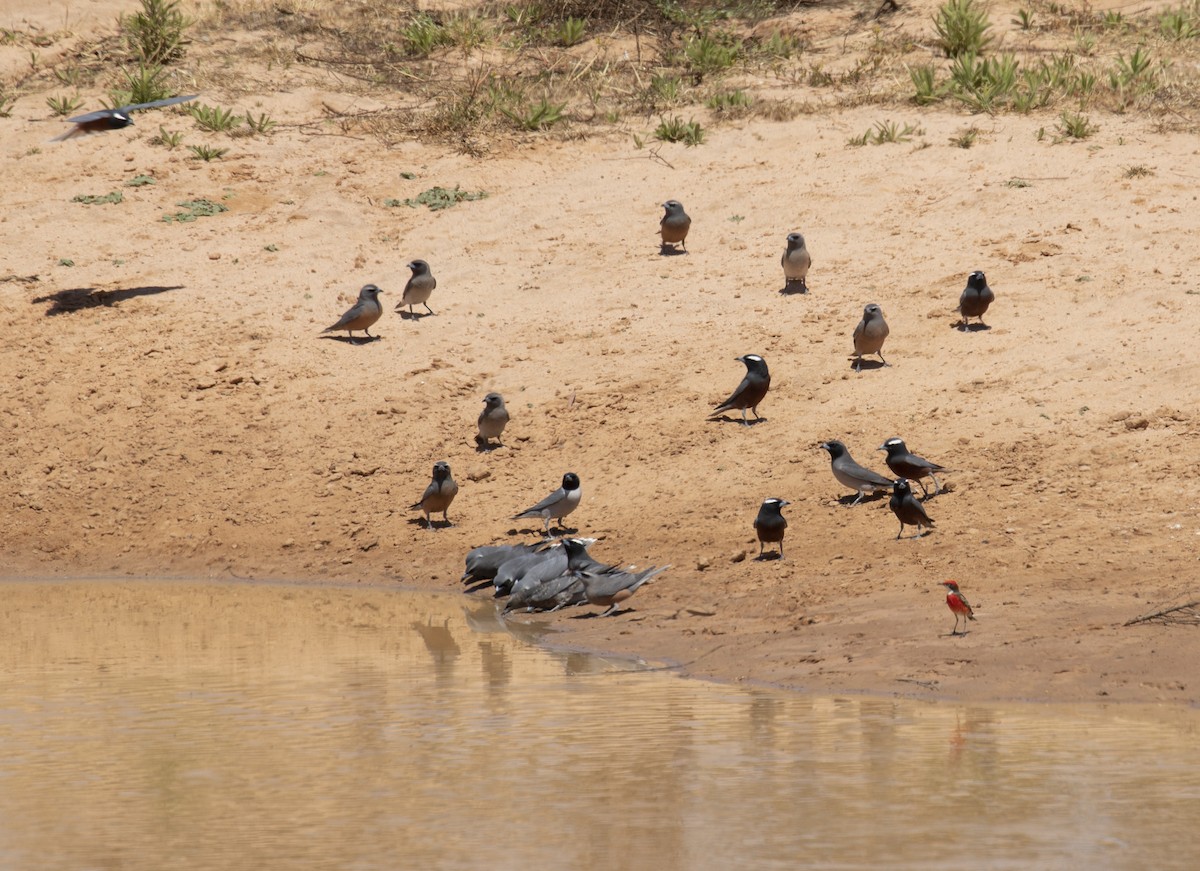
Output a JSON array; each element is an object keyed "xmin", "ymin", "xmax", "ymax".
[
  {"xmin": 577, "ymin": 565, "xmax": 668, "ymax": 617},
  {"xmin": 476, "ymin": 392, "xmax": 510, "ymax": 449},
  {"xmin": 411, "ymin": 461, "xmax": 459, "ymax": 528},
  {"xmin": 889, "ymin": 479, "xmax": 935, "ymax": 539},
  {"xmin": 660, "ymin": 200, "xmax": 691, "ymax": 253},
  {"xmin": 754, "ymin": 498, "xmax": 789, "ymax": 558},
  {"xmin": 322, "ymin": 284, "xmax": 384, "ymax": 343},
  {"xmin": 513, "ymin": 472, "xmax": 582, "ymax": 535},
  {"xmin": 397, "ymin": 259, "xmax": 437, "ymax": 318},
  {"xmin": 819, "ymin": 440, "xmax": 893, "ymax": 505},
  {"xmin": 711, "ymin": 355, "xmax": 771, "ymax": 425},
  {"xmin": 852, "ymin": 303, "xmax": 890, "ymax": 371},
  {"xmin": 942, "ymin": 580, "xmax": 976, "ymax": 635},
  {"xmin": 879, "ymin": 437, "xmax": 947, "ymax": 498},
  {"xmin": 957, "ymin": 271, "xmax": 995, "ymax": 329},
  {"xmin": 781, "ymin": 232, "xmax": 811, "ymax": 291},
  {"xmin": 52, "ymin": 94, "xmax": 198, "ymax": 141}
]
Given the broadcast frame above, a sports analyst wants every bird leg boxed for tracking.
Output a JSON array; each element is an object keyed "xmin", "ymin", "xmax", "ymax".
[
  {"xmin": 896, "ymin": 522, "xmax": 904, "ymax": 540},
  {"xmin": 928, "ymin": 473, "xmax": 942, "ymax": 496},
  {"xmin": 424, "ymin": 303, "xmax": 435, "ymax": 315},
  {"xmin": 915, "ymin": 478, "xmax": 931, "ymax": 499},
  {"xmin": 850, "ymin": 491, "xmax": 866, "ymax": 506}
]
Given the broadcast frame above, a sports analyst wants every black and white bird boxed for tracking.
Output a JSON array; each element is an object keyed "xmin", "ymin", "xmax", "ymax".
[
  {"xmin": 322, "ymin": 284, "xmax": 384, "ymax": 342},
  {"xmin": 852, "ymin": 303, "xmax": 890, "ymax": 371},
  {"xmin": 878, "ymin": 438, "xmax": 947, "ymax": 498},
  {"xmin": 410, "ymin": 461, "xmax": 459, "ymax": 528},
  {"xmin": 819, "ymin": 440, "xmax": 893, "ymax": 505},
  {"xmin": 659, "ymin": 199, "xmax": 691, "ymax": 253},
  {"xmin": 781, "ymin": 232, "xmax": 811, "ymax": 292},
  {"xmin": 889, "ymin": 479, "xmax": 935, "ymax": 539},
  {"xmin": 710, "ymin": 355, "xmax": 770, "ymax": 425},
  {"xmin": 52, "ymin": 94, "xmax": 198, "ymax": 141},
  {"xmin": 397, "ymin": 259, "xmax": 437, "ymax": 318},
  {"xmin": 957, "ymin": 270, "xmax": 995, "ymax": 329},
  {"xmin": 476, "ymin": 392, "xmax": 509, "ymax": 449},
  {"xmin": 753, "ymin": 498, "xmax": 789, "ymax": 559},
  {"xmin": 512, "ymin": 472, "xmax": 582, "ymax": 535}
]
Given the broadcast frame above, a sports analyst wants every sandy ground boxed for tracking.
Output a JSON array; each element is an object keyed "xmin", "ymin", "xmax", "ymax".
[{"xmin": 2, "ymin": 0, "xmax": 1199, "ymax": 707}]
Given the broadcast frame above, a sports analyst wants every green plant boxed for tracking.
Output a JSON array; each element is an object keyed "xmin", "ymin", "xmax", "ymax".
[
  {"xmin": 756, "ymin": 30, "xmax": 797, "ymax": 60},
  {"xmin": 46, "ymin": 94, "xmax": 82, "ymax": 116},
  {"xmin": 654, "ymin": 115, "xmax": 705, "ymax": 145},
  {"xmin": 1123, "ymin": 164, "xmax": 1154, "ymax": 178},
  {"xmin": 1101, "ymin": 10, "xmax": 1124, "ymax": 30},
  {"xmin": 1057, "ymin": 110, "xmax": 1095, "ymax": 139},
  {"xmin": 501, "ymin": 97, "xmax": 566, "ymax": 130},
  {"xmin": 110, "ymin": 62, "xmax": 171, "ymax": 107},
  {"xmin": 0, "ymin": 88, "xmax": 13, "ymax": 117},
  {"xmin": 1159, "ymin": 8, "xmax": 1199, "ymax": 40},
  {"xmin": 189, "ymin": 103, "xmax": 241, "ymax": 132},
  {"xmin": 933, "ymin": 0, "xmax": 993, "ymax": 58},
  {"xmin": 243, "ymin": 111, "xmax": 276, "ymax": 135},
  {"xmin": 1005, "ymin": 177, "xmax": 1032, "ymax": 187},
  {"xmin": 120, "ymin": 0, "xmax": 191, "ymax": 65},
  {"xmin": 848, "ymin": 119, "xmax": 924, "ymax": 146},
  {"xmin": 163, "ymin": 199, "xmax": 228, "ymax": 222},
  {"xmin": 909, "ymin": 64, "xmax": 945, "ymax": 105},
  {"xmin": 403, "ymin": 13, "xmax": 451, "ymax": 57},
  {"xmin": 125, "ymin": 174, "xmax": 156, "ymax": 186},
  {"xmin": 557, "ymin": 16, "xmax": 587, "ymax": 46},
  {"xmin": 71, "ymin": 191, "xmax": 124, "ymax": 205},
  {"xmin": 951, "ymin": 127, "xmax": 979, "ymax": 148},
  {"xmin": 58, "ymin": 258, "xmax": 75, "ymax": 267},
  {"xmin": 706, "ymin": 89, "xmax": 751, "ymax": 111},
  {"xmin": 1013, "ymin": 8, "xmax": 1034, "ymax": 30},
  {"xmin": 188, "ymin": 144, "xmax": 228, "ymax": 161},
  {"xmin": 54, "ymin": 65, "xmax": 84, "ymax": 87},
  {"xmin": 651, "ymin": 74, "xmax": 682, "ymax": 104},
  {"xmin": 684, "ymin": 32, "xmax": 739, "ymax": 77},
  {"xmin": 385, "ymin": 185, "xmax": 488, "ymax": 210},
  {"xmin": 151, "ymin": 125, "xmax": 183, "ymax": 148}
]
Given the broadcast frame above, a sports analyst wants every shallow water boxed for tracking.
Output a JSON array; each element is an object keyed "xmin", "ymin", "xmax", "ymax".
[{"xmin": 0, "ymin": 580, "xmax": 1198, "ymax": 870}]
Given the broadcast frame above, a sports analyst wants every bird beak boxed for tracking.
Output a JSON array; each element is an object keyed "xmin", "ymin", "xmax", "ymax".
[{"xmin": 877, "ymin": 444, "xmax": 886, "ymax": 451}]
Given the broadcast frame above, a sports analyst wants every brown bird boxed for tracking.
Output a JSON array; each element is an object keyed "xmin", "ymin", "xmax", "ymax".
[
  {"xmin": 957, "ymin": 271, "xmax": 995, "ymax": 329},
  {"xmin": 577, "ymin": 565, "xmax": 669, "ymax": 617},
  {"xmin": 411, "ymin": 461, "xmax": 459, "ymax": 528},
  {"xmin": 659, "ymin": 199, "xmax": 691, "ymax": 253},
  {"xmin": 852, "ymin": 303, "xmax": 889, "ymax": 371},
  {"xmin": 476, "ymin": 392, "xmax": 510, "ymax": 449},
  {"xmin": 397, "ymin": 259, "xmax": 437, "ymax": 318},
  {"xmin": 322, "ymin": 284, "xmax": 383, "ymax": 343},
  {"xmin": 781, "ymin": 232, "xmax": 811, "ymax": 292}
]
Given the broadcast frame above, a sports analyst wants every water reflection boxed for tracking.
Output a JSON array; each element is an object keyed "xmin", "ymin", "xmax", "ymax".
[{"xmin": 0, "ymin": 580, "xmax": 1197, "ymax": 870}]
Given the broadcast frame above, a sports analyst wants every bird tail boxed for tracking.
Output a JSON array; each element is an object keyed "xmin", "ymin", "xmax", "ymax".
[{"xmin": 50, "ymin": 126, "xmax": 90, "ymax": 142}]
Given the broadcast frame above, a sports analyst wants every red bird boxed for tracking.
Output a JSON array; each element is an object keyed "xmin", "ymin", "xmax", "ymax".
[{"xmin": 941, "ymin": 580, "xmax": 976, "ymax": 636}]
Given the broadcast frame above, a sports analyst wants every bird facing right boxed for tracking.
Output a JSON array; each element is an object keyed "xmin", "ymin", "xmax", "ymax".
[
  {"xmin": 753, "ymin": 498, "xmax": 789, "ymax": 559},
  {"xmin": 781, "ymin": 232, "xmax": 811, "ymax": 292},
  {"xmin": 660, "ymin": 199, "xmax": 691, "ymax": 253},
  {"xmin": 942, "ymin": 580, "xmax": 976, "ymax": 635},
  {"xmin": 889, "ymin": 479, "xmax": 935, "ymax": 539},
  {"xmin": 322, "ymin": 284, "xmax": 384, "ymax": 343},
  {"xmin": 852, "ymin": 303, "xmax": 889, "ymax": 371},
  {"xmin": 398, "ymin": 259, "xmax": 437, "ymax": 318},
  {"xmin": 710, "ymin": 354, "xmax": 771, "ymax": 425},
  {"xmin": 957, "ymin": 270, "xmax": 995, "ymax": 329},
  {"xmin": 476, "ymin": 392, "xmax": 510, "ymax": 449},
  {"xmin": 411, "ymin": 461, "xmax": 459, "ymax": 528},
  {"xmin": 512, "ymin": 472, "xmax": 582, "ymax": 535}
]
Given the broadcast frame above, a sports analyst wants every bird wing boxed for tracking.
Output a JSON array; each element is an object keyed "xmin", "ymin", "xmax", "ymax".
[
  {"xmin": 410, "ymin": 480, "xmax": 439, "ymax": 510},
  {"xmin": 713, "ymin": 375, "xmax": 751, "ymax": 411},
  {"xmin": 514, "ymin": 487, "xmax": 565, "ymax": 517},
  {"xmin": 120, "ymin": 94, "xmax": 200, "ymax": 113},
  {"xmin": 844, "ymin": 459, "xmax": 894, "ymax": 488}
]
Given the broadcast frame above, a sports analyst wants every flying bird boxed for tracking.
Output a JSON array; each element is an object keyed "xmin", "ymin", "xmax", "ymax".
[
  {"xmin": 397, "ymin": 259, "xmax": 437, "ymax": 318},
  {"xmin": 710, "ymin": 354, "xmax": 770, "ymax": 425},
  {"xmin": 476, "ymin": 392, "xmax": 509, "ymax": 449},
  {"xmin": 513, "ymin": 472, "xmax": 582, "ymax": 535},
  {"xmin": 322, "ymin": 284, "xmax": 384, "ymax": 343},
  {"xmin": 889, "ymin": 479, "xmax": 935, "ymax": 539},
  {"xmin": 819, "ymin": 440, "xmax": 892, "ymax": 505},
  {"xmin": 879, "ymin": 438, "xmax": 947, "ymax": 498},
  {"xmin": 852, "ymin": 303, "xmax": 890, "ymax": 371},
  {"xmin": 753, "ymin": 498, "xmax": 789, "ymax": 559},
  {"xmin": 411, "ymin": 461, "xmax": 459, "ymax": 528},
  {"xmin": 957, "ymin": 271, "xmax": 995, "ymax": 329},
  {"xmin": 781, "ymin": 232, "xmax": 811, "ymax": 292},
  {"xmin": 52, "ymin": 94, "xmax": 199, "ymax": 141},
  {"xmin": 659, "ymin": 199, "xmax": 691, "ymax": 253},
  {"xmin": 942, "ymin": 580, "xmax": 976, "ymax": 635}
]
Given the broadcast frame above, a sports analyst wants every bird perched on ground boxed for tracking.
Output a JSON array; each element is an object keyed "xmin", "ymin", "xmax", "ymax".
[
  {"xmin": 513, "ymin": 472, "xmax": 581, "ymax": 535},
  {"xmin": 957, "ymin": 270, "xmax": 995, "ymax": 329},
  {"xmin": 781, "ymin": 232, "xmax": 811, "ymax": 292},
  {"xmin": 753, "ymin": 498, "xmax": 789, "ymax": 558},
  {"xmin": 819, "ymin": 440, "xmax": 893, "ymax": 505},
  {"xmin": 710, "ymin": 355, "xmax": 770, "ymax": 425},
  {"xmin": 504, "ymin": 538, "xmax": 604, "ymax": 612},
  {"xmin": 322, "ymin": 284, "xmax": 384, "ymax": 343},
  {"xmin": 476, "ymin": 392, "xmax": 509, "ymax": 449},
  {"xmin": 942, "ymin": 580, "xmax": 976, "ymax": 635},
  {"xmin": 659, "ymin": 199, "xmax": 691, "ymax": 253},
  {"xmin": 494, "ymin": 544, "xmax": 569, "ymax": 597},
  {"xmin": 397, "ymin": 259, "xmax": 437, "ymax": 318},
  {"xmin": 411, "ymin": 461, "xmax": 459, "ymax": 528},
  {"xmin": 889, "ymin": 479, "xmax": 935, "ymax": 539},
  {"xmin": 852, "ymin": 303, "xmax": 890, "ymax": 371},
  {"xmin": 461, "ymin": 542, "xmax": 542, "ymax": 584},
  {"xmin": 577, "ymin": 565, "xmax": 668, "ymax": 617},
  {"xmin": 878, "ymin": 438, "xmax": 947, "ymax": 498},
  {"xmin": 52, "ymin": 94, "xmax": 198, "ymax": 141}
]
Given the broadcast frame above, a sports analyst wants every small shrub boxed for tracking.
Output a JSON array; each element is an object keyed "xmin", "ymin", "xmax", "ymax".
[
  {"xmin": 110, "ymin": 62, "xmax": 171, "ymax": 106},
  {"xmin": 188, "ymin": 144, "xmax": 228, "ymax": 161},
  {"xmin": 151, "ymin": 125, "xmax": 183, "ymax": 148},
  {"xmin": 1057, "ymin": 110, "xmax": 1095, "ymax": 139},
  {"xmin": 385, "ymin": 185, "xmax": 488, "ymax": 211},
  {"xmin": 684, "ymin": 32, "xmax": 739, "ymax": 77},
  {"xmin": 654, "ymin": 115, "xmax": 705, "ymax": 146},
  {"xmin": 933, "ymin": 0, "xmax": 994, "ymax": 58},
  {"xmin": 163, "ymin": 199, "xmax": 228, "ymax": 222},
  {"xmin": 47, "ymin": 94, "xmax": 83, "ymax": 116},
  {"xmin": 706, "ymin": 89, "xmax": 751, "ymax": 112},
  {"xmin": 189, "ymin": 103, "xmax": 241, "ymax": 132},
  {"xmin": 403, "ymin": 13, "xmax": 451, "ymax": 57},
  {"xmin": 1123, "ymin": 164, "xmax": 1154, "ymax": 178},
  {"xmin": 72, "ymin": 191, "xmax": 124, "ymax": 205},
  {"xmin": 557, "ymin": 16, "xmax": 587, "ymax": 46},
  {"xmin": 120, "ymin": 0, "xmax": 191, "ymax": 65},
  {"xmin": 951, "ymin": 127, "xmax": 979, "ymax": 148},
  {"xmin": 501, "ymin": 97, "xmax": 567, "ymax": 130},
  {"xmin": 243, "ymin": 112, "xmax": 276, "ymax": 135}
]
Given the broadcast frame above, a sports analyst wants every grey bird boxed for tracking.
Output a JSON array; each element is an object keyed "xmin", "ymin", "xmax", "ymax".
[
  {"xmin": 411, "ymin": 461, "xmax": 459, "ymax": 528},
  {"xmin": 878, "ymin": 438, "xmax": 947, "ymax": 498},
  {"xmin": 889, "ymin": 478, "xmax": 935, "ymax": 539},
  {"xmin": 710, "ymin": 355, "xmax": 771, "ymax": 425},
  {"xmin": 504, "ymin": 538, "xmax": 604, "ymax": 612},
  {"xmin": 494, "ymin": 544, "xmax": 569, "ymax": 598},
  {"xmin": 957, "ymin": 270, "xmax": 995, "ymax": 329},
  {"xmin": 754, "ymin": 498, "xmax": 790, "ymax": 559},
  {"xmin": 52, "ymin": 94, "xmax": 198, "ymax": 141},
  {"xmin": 852, "ymin": 303, "xmax": 889, "ymax": 371},
  {"xmin": 322, "ymin": 284, "xmax": 384, "ymax": 343},
  {"xmin": 781, "ymin": 232, "xmax": 812, "ymax": 292},
  {"xmin": 659, "ymin": 199, "xmax": 691, "ymax": 253},
  {"xmin": 476, "ymin": 392, "xmax": 510, "ymax": 449},
  {"xmin": 462, "ymin": 542, "xmax": 543, "ymax": 584},
  {"xmin": 397, "ymin": 259, "xmax": 437, "ymax": 318},
  {"xmin": 513, "ymin": 472, "xmax": 582, "ymax": 535},
  {"xmin": 819, "ymin": 440, "xmax": 893, "ymax": 505},
  {"xmin": 577, "ymin": 565, "xmax": 669, "ymax": 617}
]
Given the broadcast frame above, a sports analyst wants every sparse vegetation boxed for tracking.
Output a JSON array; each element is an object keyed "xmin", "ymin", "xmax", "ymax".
[
  {"xmin": 151, "ymin": 126, "xmax": 183, "ymax": 148},
  {"xmin": 189, "ymin": 104, "xmax": 241, "ymax": 133},
  {"xmin": 385, "ymin": 186, "xmax": 488, "ymax": 211},
  {"xmin": 934, "ymin": 0, "xmax": 994, "ymax": 58},
  {"xmin": 1123, "ymin": 164, "xmax": 1154, "ymax": 177},
  {"xmin": 1057, "ymin": 110, "xmax": 1096, "ymax": 139},
  {"xmin": 71, "ymin": 192, "xmax": 124, "ymax": 205},
  {"xmin": 654, "ymin": 115, "xmax": 705, "ymax": 145},
  {"xmin": 120, "ymin": 0, "xmax": 191, "ymax": 64},
  {"xmin": 47, "ymin": 94, "xmax": 83, "ymax": 116},
  {"xmin": 125, "ymin": 175, "xmax": 156, "ymax": 186},
  {"xmin": 951, "ymin": 126, "xmax": 979, "ymax": 148},
  {"xmin": 188, "ymin": 144, "xmax": 228, "ymax": 161},
  {"xmin": 162, "ymin": 199, "xmax": 228, "ymax": 222},
  {"xmin": 847, "ymin": 120, "xmax": 924, "ymax": 147},
  {"xmin": 243, "ymin": 112, "xmax": 277, "ymax": 135},
  {"xmin": 110, "ymin": 63, "xmax": 172, "ymax": 107}
]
